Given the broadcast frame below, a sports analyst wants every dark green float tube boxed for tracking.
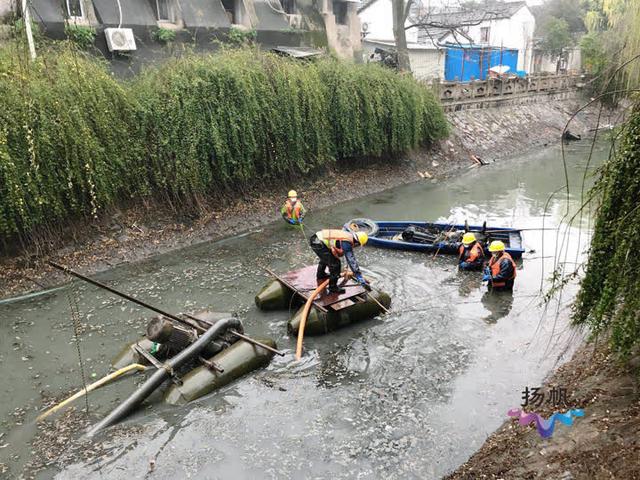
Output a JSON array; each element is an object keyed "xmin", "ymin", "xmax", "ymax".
[
  {"xmin": 288, "ymin": 291, "xmax": 391, "ymax": 335},
  {"xmin": 255, "ymin": 279, "xmax": 294, "ymax": 310},
  {"xmin": 165, "ymin": 338, "xmax": 276, "ymax": 405}
]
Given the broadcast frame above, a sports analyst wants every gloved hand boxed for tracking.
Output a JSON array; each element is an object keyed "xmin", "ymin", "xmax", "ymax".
[
  {"xmin": 355, "ymin": 274, "xmax": 372, "ymax": 291},
  {"xmin": 288, "ymin": 218, "xmax": 297, "ymax": 225},
  {"xmin": 482, "ymin": 273, "xmax": 491, "ymax": 282},
  {"xmin": 483, "ymin": 266, "xmax": 490, "ymax": 276},
  {"xmin": 437, "ymin": 242, "xmax": 447, "ymax": 249}
]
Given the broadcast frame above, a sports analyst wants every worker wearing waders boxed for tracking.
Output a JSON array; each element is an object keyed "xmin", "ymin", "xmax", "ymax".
[
  {"xmin": 281, "ymin": 190, "xmax": 306, "ymax": 225},
  {"xmin": 458, "ymin": 232, "xmax": 485, "ymax": 271},
  {"xmin": 310, "ymin": 229, "xmax": 370, "ymax": 294},
  {"xmin": 482, "ymin": 240, "xmax": 516, "ymax": 291}
]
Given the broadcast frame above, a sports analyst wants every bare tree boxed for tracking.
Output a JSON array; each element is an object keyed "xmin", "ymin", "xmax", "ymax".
[{"xmin": 391, "ymin": 0, "xmax": 505, "ymax": 72}]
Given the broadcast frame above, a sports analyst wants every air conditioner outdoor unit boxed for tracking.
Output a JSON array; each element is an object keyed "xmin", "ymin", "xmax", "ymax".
[{"xmin": 104, "ymin": 28, "xmax": 137, "ymax": 52}]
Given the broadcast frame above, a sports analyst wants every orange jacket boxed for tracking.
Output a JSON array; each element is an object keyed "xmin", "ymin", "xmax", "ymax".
[{"xmin": 489, "ymin": 251, "xmax": 516, "ymax": 288}]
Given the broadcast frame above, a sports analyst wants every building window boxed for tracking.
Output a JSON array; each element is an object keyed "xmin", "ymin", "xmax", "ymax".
[
  {"xmin": 333, "ymin": 1, "xmax": 347, "ymax": 25},
  {"xmin": 281, "ymin": 0, "xmax": 295, "ymax": 15},
  {"xmin": 156, "ymin": 0, "xmax": 170, "ymax": 21},
  {"xmin": 480, "ymin": 26, "xmax": 490, "ymax": 44},
  {"xmin": 221, "ymin": 0, "xmax": 237, "ymax": 24},
  {"xmin": 66, "ymin": 0, "xmax": 84, "ymax": 18}
]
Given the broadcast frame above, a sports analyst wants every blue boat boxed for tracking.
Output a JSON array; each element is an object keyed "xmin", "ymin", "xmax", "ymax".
[{"xmin": 343, "ymin": 219, "xmax": 524, "ymax": 259}]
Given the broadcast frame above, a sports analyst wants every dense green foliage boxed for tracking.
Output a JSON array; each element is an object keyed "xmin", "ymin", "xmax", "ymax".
[
  {"xmin": 539, "ymin": 17, "xmax": 574, "ymax": 57},
  {"xmin": 573, "ymin": 103, "xmax": 640, "ymax": 355},
  {"xmin": 0, "ymin": 46, "xmax": 448, "ymax": 244},
  {"xmin": 64, "ymin": 24, "xmax": 96, "ymax": 50},
  {"xmin": 0, "ymin": 47, "xmax": 144, "ymax": 241},
  {"xmin": 152, "ymin": 27, "xmax": 177, "ymax": 44}
]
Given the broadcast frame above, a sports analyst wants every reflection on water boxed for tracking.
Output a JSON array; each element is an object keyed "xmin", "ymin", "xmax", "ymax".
[{"xmin": 0, "ymin": 141, "xmax": 609, "ymax": 479}]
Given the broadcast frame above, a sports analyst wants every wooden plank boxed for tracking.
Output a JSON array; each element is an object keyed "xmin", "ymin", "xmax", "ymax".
[{"xmin": 276, "ymin": 265, "xmax": 366, "ymax": 312}]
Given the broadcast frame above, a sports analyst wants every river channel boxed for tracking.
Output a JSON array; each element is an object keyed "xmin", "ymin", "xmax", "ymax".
[{"xmin": 0, "ymin": 140, "xmax": 608, "ymax": 479}]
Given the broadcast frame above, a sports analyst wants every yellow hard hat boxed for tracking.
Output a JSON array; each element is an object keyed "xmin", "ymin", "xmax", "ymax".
[
  {"xmin": 355, "ymin": 231, "xmax": 368, "ymax": 246},
  {"xmin": 288, "ymin": 190, "xmax": 298, "ymax": 198},
  {"xmin": 462, "ymin": 232, "xmax": 476, "ymax": 245},
  {"xmin": 488, "ymin": 240, "xmax": 506, "ymax": 252}
]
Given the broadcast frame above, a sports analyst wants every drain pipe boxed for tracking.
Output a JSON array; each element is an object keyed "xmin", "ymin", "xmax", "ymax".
[{"xmin": 87, "ymin": 317, "xmax": 241, "ymax": 437}]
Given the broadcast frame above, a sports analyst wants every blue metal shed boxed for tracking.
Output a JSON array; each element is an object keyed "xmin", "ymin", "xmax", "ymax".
[{"xmin": 444, "ymin": 45, "xmax": 519, "ymax": 82}]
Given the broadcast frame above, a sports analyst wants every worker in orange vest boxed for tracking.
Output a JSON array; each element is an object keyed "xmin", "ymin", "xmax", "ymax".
[
  {"xmin": 458, "ymin": 232, "xmax": 485, "ymax": 271},
  {"xmin": 281, "ymin": 190, "xmax": 306, "ymax": 225},
  {"xmin": 309, "ymin": 229, "xmax": 370, "ymax": 294},
  {"xmin": 482, "ymin": 240, "xmax": 516, "ymax": 291}
]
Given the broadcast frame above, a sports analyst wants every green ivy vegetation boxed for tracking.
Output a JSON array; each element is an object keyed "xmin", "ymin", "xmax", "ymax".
[
  {"xmin": 152, "ymin": 27, "xmax": 177, "ymax": 44},
  {"xmin": 64, "ymin": 24, "xmax": 96, "ymax": 50},
  {"xmin": 573, "ymin": 102, "xmax": 640, "ymax": 356},
  {"xmin": 227, "ymin": 27, "xmax": 257, "ymax": 46},
  {"xmin": 0, "ymin": 45, "xmax": 448, "ymax": 247}
]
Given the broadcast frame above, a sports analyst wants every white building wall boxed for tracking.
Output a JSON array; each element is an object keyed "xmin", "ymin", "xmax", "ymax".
[
  {"xmin": 0, "ymin": 0, "xmax": 13, "ymax": 18},
  {"xmin": 359, "ymin": 0, "xmax": 419, "ymax": 43},
  {"xmin": 462, "ymin": 6, "xmax": 535, "ymax": 72},
  {"xmin": 409, "ymin": 48, "xmax": 444, "ymax": 80},
  {"xmin": 359, "ymin": 0, "xmax": 394, "ymax": 42}
]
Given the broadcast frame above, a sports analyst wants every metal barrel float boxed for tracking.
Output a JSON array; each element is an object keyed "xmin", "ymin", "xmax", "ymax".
[
  {"xmin": 287, "ymin": 290, "xmax": 391, "ymax": 335},
  {"xmin": 165, "ymin": 337, "xmax": 276, "ymax": 405}
]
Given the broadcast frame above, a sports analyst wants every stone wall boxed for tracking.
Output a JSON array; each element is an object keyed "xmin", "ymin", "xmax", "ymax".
[
  {"xmin": 438, "ymin": 97, "xmax": 618, "ymax": 164},
  {"xmin": 435, "ymin": 74, "xmax": 582, "ymax": 112}
]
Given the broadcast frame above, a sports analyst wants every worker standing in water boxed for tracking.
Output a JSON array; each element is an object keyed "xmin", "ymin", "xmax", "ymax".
[
  {"xmin": 281, "ymin": 190, "xmax": 306, "ymax": 225},
  {"xmin": 310, "ymin": 229, "xmax": 370, "ymax": 294},
  {"xmin": 482, "ymin": 240, "xmax": 516, "ymax": 291},
  {"xmin": 458, "ymin": 232, "xmax": 485, "ymax": 271}
]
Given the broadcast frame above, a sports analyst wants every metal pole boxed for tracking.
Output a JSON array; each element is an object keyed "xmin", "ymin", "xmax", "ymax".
[
  {"xmin": 48, "ymin": 261, "xmax": 206, "ymax": 333},
  {"xmin": 48, "ymin": 263, "xmax": 285, "ymax": 358},
  {"xmin": 21, "ymin": 0, "xmax": 36, "ymax": 60}
]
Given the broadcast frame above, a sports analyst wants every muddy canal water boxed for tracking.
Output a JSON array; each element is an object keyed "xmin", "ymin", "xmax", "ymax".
[{"xmin": 1, "ymin": 141, "xmax": 608, "ymax": 479}]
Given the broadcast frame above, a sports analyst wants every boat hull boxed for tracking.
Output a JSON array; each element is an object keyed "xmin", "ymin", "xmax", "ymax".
[{"xmin": 344, "ymin": 219, "xmax": 524, "ymax": 259}]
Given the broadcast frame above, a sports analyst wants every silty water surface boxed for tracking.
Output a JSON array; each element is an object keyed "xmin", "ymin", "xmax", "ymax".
[{"xmin": 0, "ymin": 141, "xmax": 607, "ymax": 479}]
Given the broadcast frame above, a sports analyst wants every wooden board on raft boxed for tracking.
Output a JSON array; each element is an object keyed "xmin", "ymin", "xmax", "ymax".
[{"xmin": 278, "ymin": 265, "xmax": 366, "ymax": 312}]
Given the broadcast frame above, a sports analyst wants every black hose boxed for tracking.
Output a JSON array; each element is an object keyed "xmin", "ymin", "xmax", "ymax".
[{"xmin": 86, "ymin": 317, "xmax": 241, "ymax": 437}]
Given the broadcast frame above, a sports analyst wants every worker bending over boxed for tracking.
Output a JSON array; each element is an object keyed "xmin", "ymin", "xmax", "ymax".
[
  {"xmin": 281, "ymin": 190, "xmax": 306, "ymax": 225},
  {"xmin": 458, "ymin": 232, "xmax": 485, "ymax": 271},
  {"xmin": 310, "ymin": 229, "xmax": 370, "ymax": 294},
  {"xmin": 482, "ymin": 240, "xmax": 516, "ymax": 291}
]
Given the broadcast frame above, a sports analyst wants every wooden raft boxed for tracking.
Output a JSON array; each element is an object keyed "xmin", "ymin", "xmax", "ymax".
[{"xmin": 275, "ymin": 265, "xmax": 367, "ymax": 312}]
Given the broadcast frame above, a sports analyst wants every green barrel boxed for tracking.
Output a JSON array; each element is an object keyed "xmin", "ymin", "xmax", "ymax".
[
  {"xmin": 111, "ymin": 337, "xmax": 155, "ymax": 370},
  {"xmin": 288, "ymin": 290, "xmax": 391, "ymax": 335},
  {"xmin": 164, "ymin": 337, "xmax": 276, "ymax": 405},
  {"xmin": 254, "ymin": 279, "xmax": 294, "ymax": 310}
]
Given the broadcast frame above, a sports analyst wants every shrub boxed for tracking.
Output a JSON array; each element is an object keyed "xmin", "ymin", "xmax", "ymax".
[
  {"xmin": 64, "ymin": 24, "xmax": 96, "ymax": 50},
  {"xmin": 0, "ymin": 45, "xmax": 448, "ymax": 246},
  {"xmin": 573, "ymin": 102, "xmax": 640, "ymax": 355},
  {"xmin": 152, "ymin": 27, "xmax": 176, "ymax": 44}
]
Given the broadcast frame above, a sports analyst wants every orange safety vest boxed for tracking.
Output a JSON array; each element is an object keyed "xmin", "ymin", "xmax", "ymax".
[
  {"xmin": 489, "ymin": 251, "xmax": 516, "ymax": 288},
  {"xmin": 284, "ymin": 199, "xmax": 303, "ymax": 221},
  {"xmin": 458, "ymin": 242, "xmax": 484, "ymax": 263},
  {"xmin": 316, "ymin": 229, "xmax": 355, "ymax": 258}
]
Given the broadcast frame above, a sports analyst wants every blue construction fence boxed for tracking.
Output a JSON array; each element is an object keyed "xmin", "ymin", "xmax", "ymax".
[{"xmin": 444, "ymin": 45, "xmax": 525, "ymax": 82}]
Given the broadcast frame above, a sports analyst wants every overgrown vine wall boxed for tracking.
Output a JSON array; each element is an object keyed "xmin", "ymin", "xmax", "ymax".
[
  {"xmin": 0, "ymin": 45, "xmax": 448, "ymax": 247},
  {"xmin": 573, "ymin": 101, "xmax": 640, "ymax": 355}
]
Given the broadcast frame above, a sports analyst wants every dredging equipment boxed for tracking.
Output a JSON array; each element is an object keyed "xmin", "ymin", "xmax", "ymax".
[
  {"xmin": 46, "ymin": 262, "xmax": 282, "ymax": 433},
  {"xmin": 255, "ymin": 265, "xmax": 391, "ymax": 336}
]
